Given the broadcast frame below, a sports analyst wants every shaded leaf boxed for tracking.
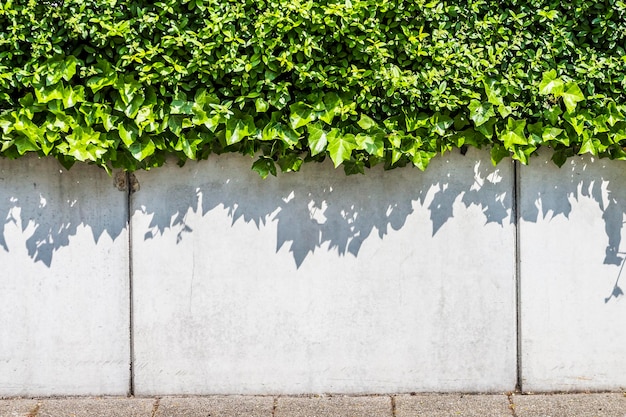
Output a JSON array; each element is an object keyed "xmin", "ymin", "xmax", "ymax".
[{"xmin": 252, "ymin": 157, "xmax": 276, "ymax": 178}]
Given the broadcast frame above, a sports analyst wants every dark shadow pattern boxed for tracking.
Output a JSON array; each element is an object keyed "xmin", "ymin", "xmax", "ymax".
[
  {"xmin": 135, "ymin": 152, "xmax": 514, "ymax": 268},
  {"xmin": 0, "ymin": 158, "xmax": 127, "ymax": 267},
  {"xmin": 520, "ymin": 154, "xmax": 626, "ymax": 302},
  {"xmin": 3, "ymin": 150, "xmax": 625, "ymax": 294}
]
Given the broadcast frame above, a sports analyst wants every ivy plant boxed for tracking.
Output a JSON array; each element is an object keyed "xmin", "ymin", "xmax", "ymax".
[{"xmin": 1, "ymin": 0, "xmax": 626, "ymax": 177}]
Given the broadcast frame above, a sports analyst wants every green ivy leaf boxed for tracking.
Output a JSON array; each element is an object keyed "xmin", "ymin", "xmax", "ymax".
[
  {"xmin": 476, "ymin": 118, "xmax": 497, "ymax": 139},
  {"xmin": 327, "ymin": 129, "xmax": 357, "ymax": 168},
  {"xmin": 171, "ymin": 100, "xmax": 195, "ymax": 115},
  {"xmin": 119, "ymin": 122, "xmax": 139, "ymax": 147},
  {"xmin": 129, "ymin": 138, "xmax": 156, "ymax": 161},
  {"xmin": 490, "ymin": 144, "xmax": 510, "ymax": 165},
  {"xmin": 412, "ymin": 150, "xmax": 436, "ymax": 171},
  {"xmin": 252, "ymin": 157, "xmax": 276, "ymax": 178},
  {"xmin": 14, "ymin": 135, "xmax": 40, "ymax": 154},
  {"xmin": 276, "ymin": 123, "xmax": 300, "ymax": 147},
  {"xmin": 34, "ymin": 83, "xmax": 64, "ymax": 104},
  {"xmin": 62, "ymin": 85, "xmax": 85, "ymax": 109},
  {"xmin": 483, "ymin": 78, "xmax": 505, "ymax": 106},
  {"xmin": 61, "ymin": 56, "xmax": 78, "ymax": 82},
  {"xmin": 255, "ymin": 98, "xmax": 270, "ymax": 113},
  {"xmin": 563, "ymin": 112, "xmax": 585, "ymax": 135},
  {"xmin": 289, "ymin": 103, "xmax": 316, "ymax": 129},
  {"xmin": 343, "ymin": 159, "xmax": 365, "ymax": 175},
  {"xmin": 543, "ymin": 106, "xmax": 562, "ymax": 125},
  {"xmin": 468, "ymin": 100, "xmax": 495, "ymax": 127},
  {"xmin": 501, "ymin": 119, "xmax": 528, "ymax": 149},
  {"xmin": 175, "ymin": 135, "xmax": 196, "ymax": 159},
  {"xmin": 86, "ymin": 74, "xmax": 117, "ymax": 93},
  {"xmin": 320, "ymin": 93, "xmax": 342, "ymax": 124},
  {"xmin": 357, "ymin": 114, "xmax": 377, "ymax": 130},
  {"xmin": 65, "ymin": 126, "xmax": 106, "ymax": 162},
  {"xmin": 307, "ymin": 122, "xmax": 328, "ymax": 156},
  {"xmin": 225, "ymin": 116, "xmax": 256, "ymax": 145},
  {"xmin": 551, "ymin": 150, "xmax": 568, "ymax": 167},
  {"xmin": 404, "ymin": 111, "xmax": 429, "ymax": 132},
  {"xmin": 355, "ymin": 133, "xmax": 384, "ymax": 157},
  {"xmin": 561, "ymin": 83, "xmax": 585, "ymax": 113},
  {"xmin": 431, "ymin": 112, "xmax": 453, "ymax": 136},
  {"xmin": 606, "ymin": 102, "xmax": 624, "ymax": 126},
  {"xmin": 579, "ymin": 132, "xmax": 598, "ymax": 156},
  {"xmin": 542, "ymin": 126, "xmax": 564, "ymax": 142},
  {"xmin": 538, "ymin": 70, "xmax": 564, "ymax": 96},
  {"xmin": 277, "ymin": 154, "xmax": 303, "ymax": 172}
]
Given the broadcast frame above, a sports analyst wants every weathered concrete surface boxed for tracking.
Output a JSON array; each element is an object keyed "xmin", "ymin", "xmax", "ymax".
[
  {"xmin": 0, "ymin": 157, "xmax": 130, "ymax": 396},
  {"xmin": 394, "ymin": 394, "xmax": 512, "ymax": 417},
  {"xmin": 5, "ymin": 394, "xmax": 624, "ymax": 416},
  {"xmin": 512, "ymin": 393, "xmax": 626, "ymax": 417},
  {"xmin": 0, "ymin": 399, "xmax": 40, "ymax": 417},
  {"xmin": 520, "ymin": 152, "xmax": 626, "ymax": 391},
  {"xmin": 276, "ymin": 396, "xmax": 391, "ymax": 417},
  {"xmin": 37, "ymin": 398, "xmax": 154, "ymax": 417},
  {"xmin": 131, "ymin": 149, "xmax": 516, "ymax": 394},
  {"xmin": 155, "ymin": 396, "xmax": 273, "ymax": 417}
]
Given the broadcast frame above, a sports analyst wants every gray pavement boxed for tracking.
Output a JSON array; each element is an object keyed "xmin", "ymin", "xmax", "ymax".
[{"xmin": 1, "ymin": 393, "xmax": 625, "ymax": 417}]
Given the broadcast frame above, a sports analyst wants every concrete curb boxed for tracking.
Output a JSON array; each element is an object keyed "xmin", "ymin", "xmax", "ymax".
[{"xmin": 2, "ymin": 393, "xmax": 625, "ymax": 417}]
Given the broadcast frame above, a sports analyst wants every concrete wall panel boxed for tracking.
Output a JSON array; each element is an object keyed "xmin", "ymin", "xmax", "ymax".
[
  {"xmin": 0, "ymin": 157, "xmax": 130, "ymax": 396},
  {"xmin": 131, "ymin": 150, "xmax": 517, "ymax": 395},
  {"xmin": 520, "ymin": 152, "xmax": 626, "ymax": 391}
]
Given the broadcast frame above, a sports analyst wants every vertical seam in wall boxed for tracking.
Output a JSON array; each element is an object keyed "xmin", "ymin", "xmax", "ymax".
[
  {"xmin": 127, "ymin": 172, "xmax": 135, "ymax": 396},
  {"xmin": 513, "ymin": 160, "xmax": 522, "ymax": 392}
]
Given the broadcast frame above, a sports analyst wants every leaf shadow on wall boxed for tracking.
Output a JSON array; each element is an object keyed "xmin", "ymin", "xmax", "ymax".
[
  {"xmin": 520, "ymin": 154, "xmax": 626, "ymax": 303},
  {"xmin": 0, "ymin": 159, "xmax": 128, "ymax": 267},
  {"xmin": 138, "ymin": 150, "xmax": 513, "ymax": 268}
]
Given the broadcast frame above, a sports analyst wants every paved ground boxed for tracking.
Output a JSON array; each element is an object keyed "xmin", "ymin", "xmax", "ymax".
[{"xmin": 1, "ymin": 393, "xmax": 625, "ymax": 417}]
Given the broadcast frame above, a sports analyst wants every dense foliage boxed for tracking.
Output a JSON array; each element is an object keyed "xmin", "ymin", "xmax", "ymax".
[{"xmin": 1, "ymin": 0, "xmax": 626, "ymax": 176}]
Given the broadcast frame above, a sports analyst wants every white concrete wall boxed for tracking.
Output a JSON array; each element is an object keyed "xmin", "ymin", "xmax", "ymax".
[
  {"xmin": 130, "ymin": 149, "xmax": 517, "ymax": 395},
  {"xmin": 0, "ymin": 157, "xmax": 130, "ymax": 396},
  {"xmin": 1, "ymin": 149, "xmax": 625, "ymax": 396},
  {"xmin": 520, "ymin": 152, "xmax": 626, "ymax": 391}
]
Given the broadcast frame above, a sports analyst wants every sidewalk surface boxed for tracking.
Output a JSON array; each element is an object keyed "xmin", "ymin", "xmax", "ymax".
[{"xmin": 1, "ymin": 393, "xmax": 625, "ymax": 417}]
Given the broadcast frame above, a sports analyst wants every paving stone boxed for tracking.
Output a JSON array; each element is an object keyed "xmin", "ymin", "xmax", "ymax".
[
  {"xmin": 513, "ymin": 393, "xmax": 626, "ymax": 417},
  {"xmin": 0, "ymin": 399, "xmax": 40, "ymax": 417},
  {"xmin": 275, "ymin": 395, "xmax": 391, "ymax": 417},
  {"xmin": 37, "ymin": 397, "xmax": 154, "ymax": 417},
  {"xmin": 395, "ymin": 394, "xmax": 511, "ymax": 417},
  {"xmin": 155, "ymin": 396, "xmax": 273, "ymax": 417}
]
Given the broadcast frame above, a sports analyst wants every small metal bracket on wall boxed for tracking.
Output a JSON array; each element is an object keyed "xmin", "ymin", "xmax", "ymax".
[{"xmin": 114, "ymin": 171, "xmax": 140, "ymax": 193}]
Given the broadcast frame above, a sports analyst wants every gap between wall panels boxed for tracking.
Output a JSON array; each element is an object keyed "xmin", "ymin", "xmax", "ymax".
[
  {"xmin": 513, "ymin": 161, "xmax": 522, "ymax": 392},
  {"xmin": 126, "ymin": 172, "xmax": 135, "ymax": 397}
]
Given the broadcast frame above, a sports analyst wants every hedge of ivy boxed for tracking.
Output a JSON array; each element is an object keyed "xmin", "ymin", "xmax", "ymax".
[{"xmin": 1, "ymin": 0, "xmax": 625, "ymax": 176}]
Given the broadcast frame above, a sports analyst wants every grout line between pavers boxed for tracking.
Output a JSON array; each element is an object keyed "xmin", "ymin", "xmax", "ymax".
[
  {"xmin": 390, "ymin": 395, "xmax": 396, "ymax": 417},
  {"xmin": 150, "ymin": 397, "xmax": 160, "ymax": 417},
  {"xmin": 26, "ymin": 402, "xmax": 41, "ymax": 417},
  {"xmin": 507, "ymin": 393, "xmax": 518, "ymax": 417}
]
